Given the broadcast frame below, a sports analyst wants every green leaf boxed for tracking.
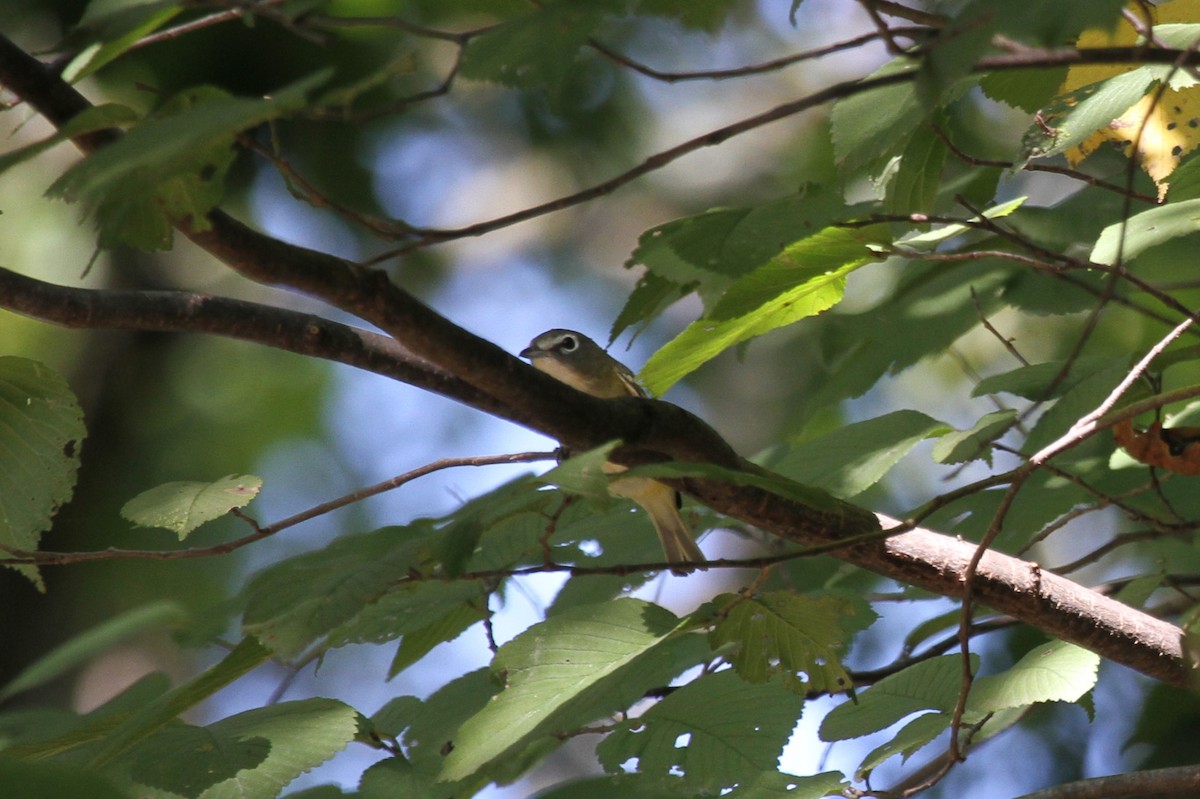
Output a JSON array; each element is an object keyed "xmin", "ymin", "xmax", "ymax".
[
  {"xmin": 537, "ymin": 442, "xmax": 622, "ymax": 502},
  {"xmin": 439, "ymin": 598, "xmax": 708, "ymax": 783},
  {"xmin": 459, "ymin": 1, "xmax": 613, "ymax": 88},
  {"xmin": 0, "ymin": 760, "xmax": 131, "ymax": 799},
  {"xmin": 885, "ymin": 126, "xmax": 948, "ymax": 214},
  {"xmin": 967, "ymin": 641, "xmax": 1099, "ymax": 714},
  {"xmin": 931, "ymin": 409, "xmax": 1018, "ymax": 465},
  {"xmin": 831, "ymin": 60, "xmax": 924, "ymax": 173},
  {"xmin": 62, "ymin": 2, "xmax": 184, "ymax": 83},
  {"xmin": 855, "ymin": 711, "xmax": 949, "ymax": 778},
  {"xmin": 123, "ymin": 698, "xmax": 358, "ymax": 799},
  {"xmin": 611, "ymin": 271, "xmax": 690, "ymax": 342},
  {"xmin": 897, "ymin": 196, "xmax": 1026, "ymax": 249},
  {"xmin": 0, "ymin": 601, "xmax": 188, "ymax": 703},
  {"xmin": 388, "ymin": 601, "xmax": 487, "ymax": 678},
  {"xmin": 48, "ymin": 72, "xmax": 330, "ymax": 249},
  {"xmin": 89, "ymin": 637, "xmax": 272, "ymax": 769},
  {"xmin": 325, "ymin": 580, "xmax": 486, "ymax": 652},
  {"xmin": 241, "ymin": 524, "xmax": 439, "ymax": 659},
  {"xmin": 121, "ymin": 475, "xmax": 262, "ymax": 539},
  {"xmin": 640, "ymin": 224, "xmax": 886, "ymax": 394},
  {"xmin": 1022, "ymin": 69, "xmax": 1161, "ymax": 161},
  {"xmin": 1023, "ymin": 360, "xmax": 1129, "ymax": 456},
  {"xmin": 708, "ymin": 591, "xmax": 876, "ymax": 694},
  {"xmin": 980, "ymin": 68, "xmax": 1067, "ymax": 113},
  {"xmin": 0, "ymin": 356, "xmax": 86, "ymax": 589},
  {"xmin": 819, "ymin": 654, "xmax": 977, "ymax": 741},
  {"xmin": 0, "ymin": 104, "xmax": 140, "ymax": 177},
  {"xmin": 625, "ymin": 460, "xmax": 875, "ymax": 527},
  {"xmin": 636, "ymin": 0, "xmax": 737, "ymax": 32},
  {"xmin": 1167, "ymin": 150, "xmax": 1200, "ymax": 201},
  {"xmin": 124, "ymin": 722, "xmax": 271, "ymax": 796},
  {"xmin": 772, "ymin": 410, "xmax": 952, "ymax": 498},
  {"xmin": 596, "ymin": 670, "xmax": 804, "ymax": 790},
  {"xmin": 1091, "ymin": 198, "xmax": 1200, "ymax": 265},
  {"xmin": 402, "ymin": 669, "xmax": 499, "ymax": 788},
  {"xmin": 724, "ymin": 771, "xmax": 849, "ymax": 799},
  {"xmin": 971, "ymin": 357, "xmax": 1113, "ymax": 400},
  {"xmin": 628, "ymin": 188, "xmax": 852, "ymax": 294}
]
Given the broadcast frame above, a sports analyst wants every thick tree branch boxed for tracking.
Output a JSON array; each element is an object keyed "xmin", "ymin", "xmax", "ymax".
[
  {"xmin": 0, "ymin": 33, "xmax": 1192, "ymax": 687},
  {"xmin": 0, "ymin": 268, "xmax": 508, "ymax": 416}
]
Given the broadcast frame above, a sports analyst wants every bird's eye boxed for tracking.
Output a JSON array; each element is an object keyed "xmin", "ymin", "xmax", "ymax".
[{"xmin": 558, "ymin": 335, "xmax": 578, "ymax": 352}]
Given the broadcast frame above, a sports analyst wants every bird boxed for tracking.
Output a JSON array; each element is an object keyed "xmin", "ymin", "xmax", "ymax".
[{"xmin": 520, "ymin": 329, "xmax": 704, "ymax": 572}]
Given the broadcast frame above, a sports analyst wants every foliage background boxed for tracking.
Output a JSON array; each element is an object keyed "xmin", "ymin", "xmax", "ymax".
[{"xmin": 2, "ymin": 0, "xmax": 1199, "ymax": 798}]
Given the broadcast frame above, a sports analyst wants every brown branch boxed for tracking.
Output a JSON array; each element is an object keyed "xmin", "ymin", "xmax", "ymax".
[
  {"xmin": 0, "ymin": 268, "xmax": 506, "ymax": 416},
  {"xmin": 1012, "ymin": 764, "xmax": 1200, "ymax": 799}
]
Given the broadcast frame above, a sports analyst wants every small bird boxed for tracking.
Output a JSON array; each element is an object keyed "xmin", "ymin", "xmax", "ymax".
[{"xmin": 520, "ymin": 329, "xmax": 704, "ymax": 572}]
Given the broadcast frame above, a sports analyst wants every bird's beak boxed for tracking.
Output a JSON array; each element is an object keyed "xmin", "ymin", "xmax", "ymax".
[{"xmin": 519, "ymin": 345, "xmax": 540, "ymax": 360}]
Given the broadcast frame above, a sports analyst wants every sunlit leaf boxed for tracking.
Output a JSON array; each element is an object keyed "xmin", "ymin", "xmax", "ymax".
[
  {"xmin": 771, "ymin": 410, "xmax": 951, "ymax": 498},
  {"xmin": 121, "ymin": 475, "xmax": 262, "ymax": 539},
  {"xmin": 708, "ymin": 591, "xmax": 875, "ymax": 694},
  {"xmin": 819, "ymin": 654, "xmax": 977, "ymax": 741},
  {"xmin": 439, "ymin": 599, "xmax": 708, "ymax": 783},
  {"xmin": 967, "ymin": 641, "xmax": 1100, "ymax": 713},
  {"xmin": 596, "ymin": 670, "xmax": 804, "ymax": 790}
]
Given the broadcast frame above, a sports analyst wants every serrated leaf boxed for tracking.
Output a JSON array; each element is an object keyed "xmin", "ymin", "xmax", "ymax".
[
  {"xmin": 708, "ymin": 592, "xmax": 875, "ymax": 695},
  {"xmin": 897, "ymin": 196, "xmax": 1026, "ymax": 248},
  {"xmin": 596, "ymin": 670, "xmax": 804, "ymax": 790},
  {"xmin": 241, "ymin": 524, "xmax": 438, "ymax": 659},
  {"xmin": 459, "ymin": 1, "xmax": 611, "ymax": 88},
  {"xmin": 831, "ymin": 60, "xmax": 923, "ymax": 173},
  {"xmin": 629, "ymin": 188, "xmax": 852, "ymax": 293},
  {"xmin": 121, "ymin": 475, "xmax": 262, "ymax": 539},
  {"xmin": 724, "ymin": 770, "xmax": 849, "ymax": 799},
  {"xmin": 771, "ymin": 410, "xmax": 952, "ymax": 498},
  {"xmin": 641, "ymin": 224, "xmax": 885, "ymax": 394},
  {"xmin": 971, "ymin": 356, "xmax": 1113, "ymax": 400},
  {"xmin": 980, "ymin": 68, "xmax": 1067, "ymax": 113},
  {"xmin": 62, "ymin": 2, "xmax": 184, "ymax": 83},
  {"xmin": 324, "ymin": 580, "xmax": 485, "ymax": 652},
  {"xmin": 1023, "ymin": 360, "xmax": 1129, "ymax": 456},
  {"xmin": 1022, "ymin": 69, "xmax": 1161, "ymax": 162},
  {"xmin": 537, "ymin": 442, "xmax": 621, "ymax": 502},
  {"xmin": 0, "ymin": 601, "xmax": 188, "ymax": 703},
  {"xmin": 819, "ymin": 654, "xmax": 977, "ymax": 741},
  {"xmin": 125, "ymin": 698, "xmax": 358, "ymax": 799},
  {"xmin": 89, "ymin": 637, "xmax": 272, "ymax": 769},
  {"xmin": 885, "ymin": 125, "xmax": 947, "ymax": 214},
  {"xmin": 439, "ymin": 599, "xmax": 708, "ymax": 783},
  {"xmin": 48, "ymin": 72, "xmax": 329, "ymax": 249},
  {"xmin": 855, "ymin": 711, "xmax": 949, "ymax": 778},
  {"xmin": 125, "ymin": 722, "xmax": 270, "ymax": 797},
  {"xmin": 401, "ymin": 669, "xmax": 498, "ymax": 788},
  {"xmin": 1091, "ymin": 198, "xmax": 1200, "ymax": 265},
  {"xmin": 931, "ymin": 409, "xmax": 1018, "ymax": 465},
  {"xmin": 966, "ymin": 641, "xmax": 1099, "ymax": 714},
  {"xmin": 0, "ymin": 104, "xmax": 140, "ymax": 177},
  {"xmin": 611, "ymin": 271, "xmax": 690, "ymax": 341},
  {"xmin": 0, "ymin": 356, "xmax": 86, "ymax": 588},
  {"xmin": 388, "ymin": 601, "xmax": 486, "ymax": 678},
  {"xmin": 0, "ymin": 760, "xmax": 130, "ymax": 799},
  {"xmin": 637, "ymin": 0, "xmax": 737, "ymax": 32}
]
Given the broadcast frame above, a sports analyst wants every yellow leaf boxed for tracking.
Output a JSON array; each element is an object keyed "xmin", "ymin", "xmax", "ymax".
[{"xmin": 1061, "ymin": 0, "xmax": 1200, "ymax": 196}]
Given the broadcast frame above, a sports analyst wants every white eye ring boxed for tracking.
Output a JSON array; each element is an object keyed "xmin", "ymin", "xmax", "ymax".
[{"xmin": 558, "ymin": 335, "xmax": 578, "ymax": 352}]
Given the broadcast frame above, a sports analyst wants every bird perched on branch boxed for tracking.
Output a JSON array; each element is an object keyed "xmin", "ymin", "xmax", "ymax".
[{"xmin": 520, "ymin": 329, "xmax": 704, "ymax": 573}]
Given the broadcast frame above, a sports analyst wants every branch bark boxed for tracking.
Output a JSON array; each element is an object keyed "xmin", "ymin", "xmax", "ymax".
[{"xmin": 0, "ymin": 33, "xmax": 1191, "ymax": 687}]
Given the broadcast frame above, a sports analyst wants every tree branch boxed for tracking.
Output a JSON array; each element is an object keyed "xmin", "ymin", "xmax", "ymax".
[{"xmin": 0, "ymin": 33, "xmax": 1192, "ymax": 688}]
